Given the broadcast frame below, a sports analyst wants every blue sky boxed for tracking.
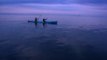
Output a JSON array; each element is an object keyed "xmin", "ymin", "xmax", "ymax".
[{"xmin": 0, "ymin": 0, "xmax": 107, "ymax": 16}]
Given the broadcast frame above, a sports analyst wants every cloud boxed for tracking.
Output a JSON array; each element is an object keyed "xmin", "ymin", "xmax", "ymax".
[
  {"xmin": 0, "ymin": 3, "xmax": 107, "ymax": 16},
  {"xmin": 74, "ymin": 0, "xmax": 107, "ymax": 4},
  {"xmin": 0, "ymin": 4, "xmax": 79, "ymax": 14}
]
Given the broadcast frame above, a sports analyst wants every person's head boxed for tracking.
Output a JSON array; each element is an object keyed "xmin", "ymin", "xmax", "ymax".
[
  {"xmin": 35, "ymin": 17, "xmax": 38, "ymax": 20},
  {"xmin": 43, "ymin": 18, "xmax": 47, "ymax": 20}
]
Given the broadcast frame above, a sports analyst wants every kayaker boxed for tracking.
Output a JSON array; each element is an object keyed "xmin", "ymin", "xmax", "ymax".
[
  {"xmin": 35, "ymin": 17, "xmax": 38, "ymax": 23},
  {"xmin": 43, "ymin": 18, "xmax": 47, "ymax": 23}
]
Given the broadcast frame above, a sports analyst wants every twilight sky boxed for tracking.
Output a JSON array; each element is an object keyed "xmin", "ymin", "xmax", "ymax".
[
  {"xmin": 0, "ymin": 0, "xmax": 107, "ymax": 4},
  {"xmin": 0, "ymin": 0, "xmax": 107, "ymax": 16}
]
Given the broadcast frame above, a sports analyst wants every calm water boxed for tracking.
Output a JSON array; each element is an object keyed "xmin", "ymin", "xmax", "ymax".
[{"xmin": 0, "ymin": 14, "xmax": 107, "ymax": 60}]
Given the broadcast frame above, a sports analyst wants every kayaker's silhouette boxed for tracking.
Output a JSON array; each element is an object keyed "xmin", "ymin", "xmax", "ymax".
[
  {"xmin": 28, "ymin": 17, "xmax": 57, "ymax": 27},
  {"xmin": 43, "ymin": 18, "xmax": 47, "ymax": 24},
  {"xmin": 35, "ymin": 17, "xmax": 38, "ymax": 24}
]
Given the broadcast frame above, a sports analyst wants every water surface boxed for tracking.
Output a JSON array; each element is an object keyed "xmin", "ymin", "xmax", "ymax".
[{"xmin": 0, "ymin": 14, "xmax": 107, "ymax": 60}]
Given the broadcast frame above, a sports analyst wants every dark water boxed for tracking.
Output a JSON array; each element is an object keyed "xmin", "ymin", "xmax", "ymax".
[{"xmin": 0, "ymin": 14, "xmax": 107, "ymax": 60}]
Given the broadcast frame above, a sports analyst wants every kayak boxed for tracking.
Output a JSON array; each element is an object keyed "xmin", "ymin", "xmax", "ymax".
[{"xmin": 28, "ymin": 20, "xmax": 57, "ymax": 24}]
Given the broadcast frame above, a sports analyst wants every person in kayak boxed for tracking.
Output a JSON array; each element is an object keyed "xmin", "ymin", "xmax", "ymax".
[
  {"xmin": 43, "ymin": 18, "xmax": 47, "ymax": 23},
  {"xmin": 35, "ymin": 17, "xmax": 38, "ymax": 23}
]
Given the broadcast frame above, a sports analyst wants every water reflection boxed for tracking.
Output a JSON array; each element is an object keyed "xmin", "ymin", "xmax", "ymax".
[
  {"xmin": 0, "ymin": 39, "xmax": 78, "ymax": 60},
  {"xmin": 1, "ymin": 34, "xmax": 107, "ymax": 60},
  {"xmin": 1, "ymin": 15, "xmax": 107, "ymax": 60},
  {"xmin": 34, "ymin": 22, "xmax": 37, "ymax": 26},
  {"xmin": 38, "ymin": 40, "xmax": 76, "ymax": 60}
]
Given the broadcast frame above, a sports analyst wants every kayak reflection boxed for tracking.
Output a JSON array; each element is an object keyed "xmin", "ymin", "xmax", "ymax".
[{"xmin": 28, "ymin": 20, "xmax": 58, "ymax": 27}]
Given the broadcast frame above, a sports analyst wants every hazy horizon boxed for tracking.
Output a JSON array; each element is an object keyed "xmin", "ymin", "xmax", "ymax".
[{"xmin": 0, "ymin": 0, "xmax": 107, "ymax": 16}]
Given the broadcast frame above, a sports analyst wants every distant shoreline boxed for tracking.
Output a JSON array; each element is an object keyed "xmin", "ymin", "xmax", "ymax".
[{"xmin": 0, "ymin": 13, "xmax": 106, "ymax": 17}]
